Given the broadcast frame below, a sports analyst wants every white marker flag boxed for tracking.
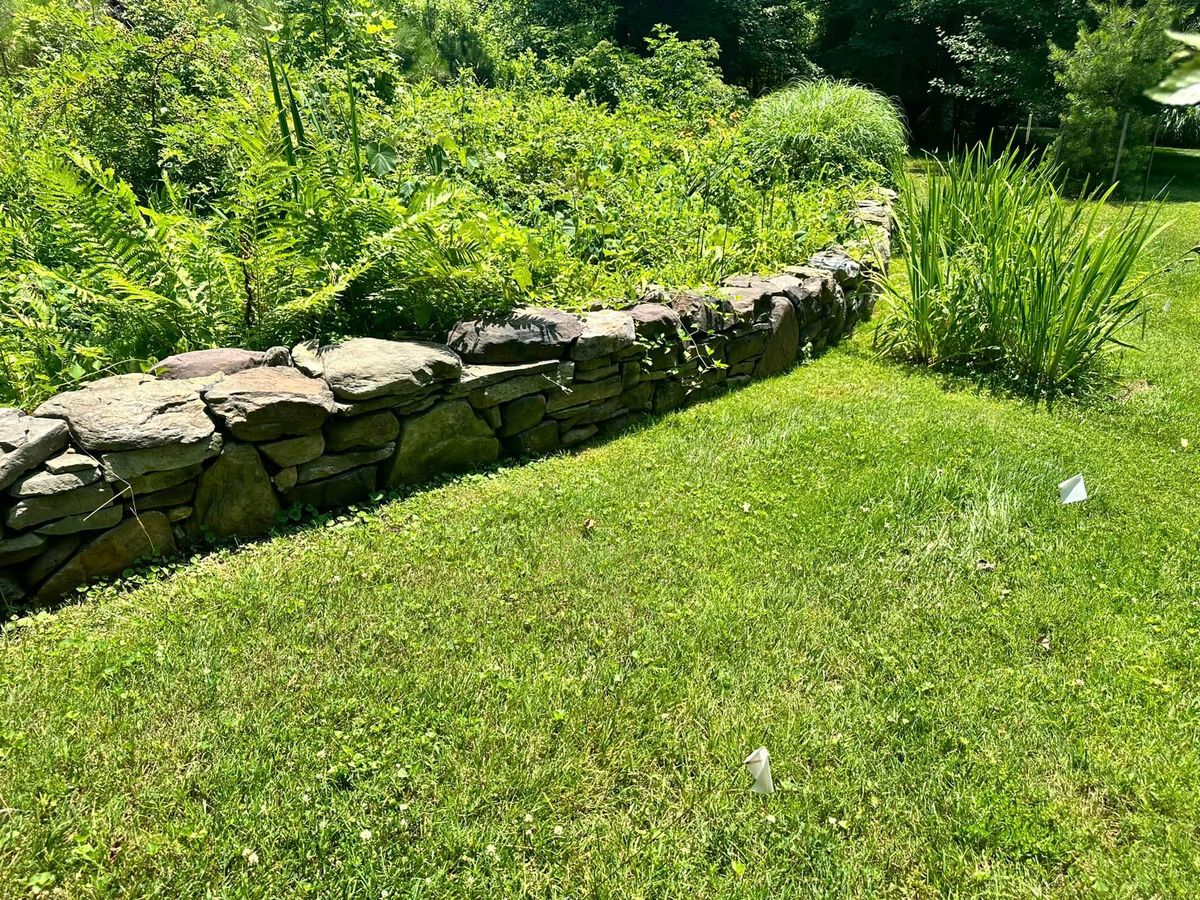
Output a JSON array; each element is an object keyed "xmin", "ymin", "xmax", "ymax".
[
  {"xmin": 1058, "ymin": 474, "xmax": 1088, "ymax": 505},
  {"xmin": 744, "ymin": 747, "xmax": 775, "ymax": 795}
]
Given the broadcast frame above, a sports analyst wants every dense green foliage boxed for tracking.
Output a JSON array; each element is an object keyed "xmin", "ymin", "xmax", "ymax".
[
  {"xmin": 876, "ymin": 145, "xmax": 1162, "ymax": 397},
  {"xmin": 4, "ymin": 167, "xmax": 1200, "ymax": 891},
  {"xmin": 740, "ymin": 81, "xmax": 906, "ymax": 184},
  {"xmin": 0, "ymin": 0, "xmax": 894, "ymax": 408}
]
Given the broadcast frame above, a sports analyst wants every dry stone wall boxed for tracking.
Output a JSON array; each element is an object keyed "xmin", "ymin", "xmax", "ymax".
[{"xmin": 0, "ymin": 194, "xmax": 892, "ymax": 607}]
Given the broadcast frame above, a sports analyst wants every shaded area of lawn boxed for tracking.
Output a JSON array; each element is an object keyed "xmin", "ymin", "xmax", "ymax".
[{"xmin": 1, "ymin": 199, "xmax": 1199, "ymax": 896}]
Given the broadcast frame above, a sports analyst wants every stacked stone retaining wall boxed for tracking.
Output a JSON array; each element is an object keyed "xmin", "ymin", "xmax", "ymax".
[{"xmin": 0, "ymin": 194, "xmax": 893, "ymax": 607}]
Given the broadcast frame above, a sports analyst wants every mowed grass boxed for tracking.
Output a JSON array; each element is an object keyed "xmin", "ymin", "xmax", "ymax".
[{"xmin": 2, "ymin": 186, "xmax": 1200, "ymax": 898}]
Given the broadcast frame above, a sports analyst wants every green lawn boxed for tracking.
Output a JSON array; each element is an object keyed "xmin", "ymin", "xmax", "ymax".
[{"xmin": 3, "ymin": 184, "xmax": 1200, "ymax": 898}]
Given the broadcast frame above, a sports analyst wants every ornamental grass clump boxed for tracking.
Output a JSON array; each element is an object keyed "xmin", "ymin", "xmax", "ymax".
[
  {"xmin": 875, "ymin": 143, "xmax": 1163, "ymax": 399},
  {"xmin": 742, "ymin": 80, "xmax": 907, "ymax": 184}
]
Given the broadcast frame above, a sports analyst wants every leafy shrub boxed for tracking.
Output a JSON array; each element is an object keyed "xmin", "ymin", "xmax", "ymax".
[
  {"xmin": 875, "ymin": 144, "xmax": 1162, "ymax": 398},
  {"xmin": 740, "ymin": 80, "xmax": 907, "ymax": 184},
  {"xmin": 0, "ymin": 0, "xmax": 876, "ymax": 408}
]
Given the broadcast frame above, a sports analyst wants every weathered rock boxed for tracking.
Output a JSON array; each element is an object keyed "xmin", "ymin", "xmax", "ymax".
[
  {"xmin": 134, "ymin": 480, "xmax": 196, "ymax": 510},
  {"xmin": 726, "ymin": 330, "xmax": 771, "ymax": 366},
  {"xmin": 808, "ymin": 249, "xmax": 864, "ymax": 290},
  {"xmin": 574, "ymin": 363, "xmax": 619, "ymax": 383},
  {"xmin": 447, "ymin": 307, "xmax": 582, "ymax": 364},
  {"xmin": 447, "ymin": 360, "xmax": 561, "ymax": 398},
  {"xmin": 154, "ymin": 348, "xmax": 265, "ymax": 380},
  {"xmin": 629, "ymin": 303, "xmax": 683, "ymax": 343},
  {"xmin": 720, "ymin": 277, "xmax": 779, "ymax": 322},
  {"xmin": 21, "ymin": 537, "xmax": 81, "ymax": 587},
  {"xmin": 755, "ymin": 297, "xmax": 800, "ymax": 378},
  {"xmin": 44, "ymin": 449, "xmax": 99, "ymax": 475},
  {"xmin": 620, "ymin": 382, "xmax": 655, "ymax": 412},
  {"xmin": 0, "ymin": 532, "xmax": 47, "ymax": 566},
  {"xmin": 382, "ymin": 401, "xmax": 499, "ymax": 486},
  {"xmin": 6, "ymin": 482, "xmax": 115, "ymax": 531},
  {"xmin": 500, "ymin": 395, "xmax": 547, "ymax": 437},
  {"xmin": 572, "ymin": 310, "xmax": 636, "ymax": 362},
  {"xmin": 36, "ymin": 504, "xmax": 123, "ymax": 537},
  {"xmin": 37, "ymin": 512, "xmax": 176, "ymax": 602},
  {"xmin": 325, "ymin": 411, "xmax": 400, "ymax": 452},
  {"xmin": 284, "ymin": 466, "xmax": 377, "ymax": 510},
  {"xmin": 561, "ymin": 425, "xmax": 599, "ymax": 447},
  {"xmin": 667, "ymin": 291, "xmax": 734, "ymax": 335},
  {"xmin": 297, "ymin": 445, "xmax": 394, "ymax": 484},
  {"xmin": 545, "ymin": 376, "xmax": 623, "ymax": 414},
  {"xmin": 505, "ymin": 420, "xmax": 560, "ymax": 456},
  {"xmin": 10, "ymin": 464, "xmax": 100, "ymax": 497},
  {"xmin": 0, "ymin": 410, "xmax": 70, "ymax": 491},
  {"xmin": 34, "ymin": 374, "xmax": 216, "ymax": 453},
  {"xmin": 125, "ymin": 465, "xmax": 202, "ymax": 495},
  {"xmin": 203, "ymin": 368, "xmax": 335, "ymax": 442},
  {"xmin": 273, "ymin": 467, "xmax": 298, "ymax": 492},
  {"xmin": 188, "ymin": 443, "xmax": 280, "ymax": 540},
  {"xmin": 621, "ymin": 362, "xmax": 642, "ymax": 389},
  {"xmin": 468, "ymin": 367, "xmax": 568, "ymax": 408},
  {"xmin": 101, "ymin": 434, "xmax": 222, "ymax": 483},
  {"xmin": 263, "ymin": 346, "xmax": 292, "ymax": 367},
  {"xmin": 0, "ymin": 574, "xmax": 25, "ymax": 605},
  {"xmin": 259, "ymin": 433, "xmax": 325, "ymax": 468},
  {"xmin": 295, "ymin": 338, "xmax": 462, "ymax": 403},
  {"xmin": 167, "ymin": 506, "xmax": 193, "ymax": 524},
  {"xmin": 654, "ymin": 381, "xmax": 687, "ymax": 412}
]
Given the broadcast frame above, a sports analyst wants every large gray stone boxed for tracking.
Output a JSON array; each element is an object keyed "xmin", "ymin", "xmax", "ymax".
[
  {"xmin": 259, "ymin": 433, "xmax": 325, "ymax": 467},
  {"xmin": 36, "ymin": 512, "xmax": 176, "ymax": 603},
  {"xmin": 545, "ymin": 376, "xmax": 623, "ymax": 414},
  {"xmin": 34, "ymin": 374, "xmax": 216, "ymax": 453},
  {"xmin": 10, "ymin": 464, "xmax": 100, "ymax": 497},
  {"xmin": 808, "ymin": 249, "xmax": 864, "ymax": 290},
  {"xmin": 295, "ymin": 338, "xmax": 462, "ymax": 403},
  {"xmin": 0, "ymin": 574, "xmax": 25, "ymax": 605},
  {"xmin": 572, "ymin": 310, "xmax": 636, "ymax": 362},
  {"xmin": 202, "ymin": 368, "xmax": 335, "ymax": 442},
  {"xmin": 754, "ymin": 297, "xmax": 801, "ymax": 378},
  {"xmin": 667, "ymin": 291, "xmax": 734, "ymax": 335},
  {"xmin": 125, "ymin": 465, "xmax": 202, "ymax": 495},
  {"xmin": 153, "ymin": 348, "xmax": 265, "ymax": 380},
  {"xmin": 101, "ymin": 434, "xmax": 222, "ymax": 482},
  {"xmin": 500, "ymin": 395, "xmax": 547, "ymax": 437},
  {"xmin": 382, "ymin": 401, "xmax": 499, "ymax": 487},
  {"xmin": 720, "ymin": 277, "xmax": 780, "ymax": 322},
  {"xmin": 6, "ymin": 481, "xmax": 116, "ymax": 531},
  {"xmin": 629, "ymin": 303, "xmax": 683, "ymax": 343},
  {"xmin": 296, "ymin": 445, "xmax": 394, "ymax": 484},
  {"xmin": 0, "ymin": 410, "xmax": 70, "ymax": 491},
  {"xmin": 0, "ymin": 532, "xmax": 47, "ymax": 566},
  {"xmin": 447, "ymin": 360, "xmax": 561, "ymax": 397},
  {"xmin": 21, "ymin": 536, "xmax": 82, "ymax": 587},
  {"xmin": 447, "ymin": 307, "xmax": 582, "ymax": 364},
  {"xmin": 325, "ymin": 412, "xmax": 400, "ymax": 452},
  {"xmin": 36, "ymin": 504, "xmax": 124, "ymax": 537},
  {"xmin": 44, "ymin": 449, "xmax": 100, "ymax": 475},
  {"xmin": 188, "ymin": 444, "xmax": 280, "ymax": 540},
  {"xmin": 284, "ymin": 466, "xmax": 377, "ymax": 510}
]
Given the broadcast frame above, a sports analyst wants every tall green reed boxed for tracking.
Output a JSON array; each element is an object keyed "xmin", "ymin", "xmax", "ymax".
[{"xmin": 875, "ymin": 143, "xmax": 1164, "ymax": 399}]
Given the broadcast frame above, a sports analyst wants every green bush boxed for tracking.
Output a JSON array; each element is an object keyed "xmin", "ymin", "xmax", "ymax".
[
  {"xmin": 740, "ymin": 80, "xmax": 907, "ymax": 184},
  {"xmin": 875, "ymin": 144, "xmax": 1162, "ymax": 399}
]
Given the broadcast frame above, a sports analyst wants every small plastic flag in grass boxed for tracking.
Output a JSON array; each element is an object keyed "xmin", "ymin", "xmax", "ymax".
[
  {"xmin": 744, "ymin": 747, "xmax": 774, "ymax": 795},
  {"xmin": 1058, "ymin": 474, "xmax": 1088, "ymax": 505}
]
